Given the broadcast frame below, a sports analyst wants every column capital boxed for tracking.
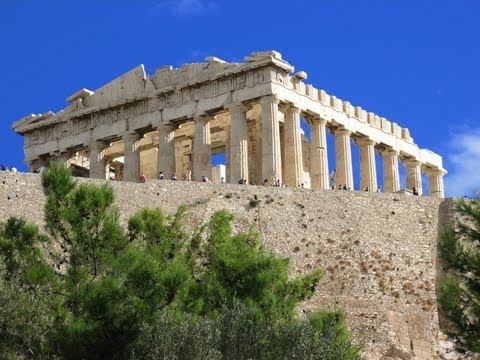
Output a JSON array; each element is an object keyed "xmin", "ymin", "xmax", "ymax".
[
  {"xmin": 280, "ymin": 103, "xmax": 301, "ymax": 115},
  {"xmin": 424, "ymin": 167, "xmax": 447, "ymax": 176},
  {"xmin": 403, "ymin": 158, "xmax": 422, "ymax": 167},
  {"xmin": 334, "ymin": 127, "xmax": 352, "ymax": 136},
  {"xmin": 158, "ymin": 121, "xmax": 176, "ymax": 131},
  {"xmin": 356, "ymin": 137, "xmax": 376, "ymax": 147},
  {"xmin": 193, "ymin": 113, "xmax": 213, "ymax": 124},
  {"xmin": 260, "ymin": 94, "xmax": 280, "ymax": 105},
  {"xmin": 122, "ymin": 132, "xmax": 140, "ymax": 141},
  {"xmin": 380, "ymin": 148, "xmax": 400, "ymax": 157},
  {"xmin": 314, "ymin": 117, "xmax": 328, "ymax": 126},
  {"xmin": 226, "ymin": 102, "xmax": 251, "ymax": 113}
]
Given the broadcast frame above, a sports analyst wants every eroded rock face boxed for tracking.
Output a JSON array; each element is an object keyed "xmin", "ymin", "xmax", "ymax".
[{"xmin": 0, "ymin": 172, "xmax": 454, "ymax": 359}]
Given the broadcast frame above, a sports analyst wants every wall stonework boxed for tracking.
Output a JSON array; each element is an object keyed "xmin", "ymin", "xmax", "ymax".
[{"xmin": 0, "ymin": 172, "xmax": 453, "ymax": 359}]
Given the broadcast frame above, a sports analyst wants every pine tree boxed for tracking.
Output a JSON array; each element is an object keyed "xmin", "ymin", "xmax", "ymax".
[
  {"xmin": 0, "ymin": 162, "xmax": 361, "ymax": 359},
  {"xmin": 439, "ymin": 198, "xmax": 480, "ymax": 352}
]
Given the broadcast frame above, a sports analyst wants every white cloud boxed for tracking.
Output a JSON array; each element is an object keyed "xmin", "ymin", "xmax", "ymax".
[
  {"xmin": 444, "ymin": 128, "xmax": 480, "ymax": 197},
  {"xmin": 155, "ymin": 0, "xmax": 216, "ymax": 15}
]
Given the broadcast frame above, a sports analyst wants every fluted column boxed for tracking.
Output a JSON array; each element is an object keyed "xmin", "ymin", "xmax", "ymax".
[
  {"xmin": 334, "ymin": 128, "xmax": 354, "ymax": 190},
  {"xmin": 193, "ymin": 114, "xmax": 212, "ymax": 181},
  {"xmin": 381, "ymin": 149, "xmax": 400, "ymax": 193},
  {"xmin": 112, "ymin": 163, "xmax": 123, "ymax": 181},
  {"xmin": 225, "ymin": 125, "xmax": 231, "ymax": 183},
  {"xmin": 89, "ymin": 141, "xmax": 108, "ymax": 179},
  {"xmin": 123, "ymin": 132, "xmax": 141, "ymax": 182},
  {"xmin": 260, "ymin": 95, "xmax": 282, "ymax": 183},
  {"xmin": 357, "ymin": 138, "xmax": 377, "ymax": 192},
  {"xmin": 404, "ymin": 159, "xmax": 423, "ymax": 195},
  {"xmin": 158, "ymin": 123, "xmax": 176, "ymax": 177},
  {"xmin": 229, "ymin": 104, "xmax": 249, "ymax": 184},
  {"xmin": 426, "ymin": 168, "xmax": 445, "ymax": 198},
  {"xmin": 283, "ymin": 105, "xmax": 304, "ymax": 187},
  {"xmin": 309, "ymin": 117, "xmax": 329, "ymax": 189}
]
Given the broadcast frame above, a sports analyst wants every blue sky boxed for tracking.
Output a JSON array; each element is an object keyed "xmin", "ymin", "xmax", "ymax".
[{"xmin": 1, "ymin": 0, "xmax": 479, "ymax": 196}]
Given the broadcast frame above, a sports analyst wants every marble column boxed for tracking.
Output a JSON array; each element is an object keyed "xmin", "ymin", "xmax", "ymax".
[
  {"xmin": 123, "ymin": 132, "xmax": 141, "ymax": 182},
  {"xmin": 381, "ymin": 149, "xmax": 400, "ymax": 193},
  {"xmin": 260, "ymin": 95, "xmax": 282, "ymax": 184},
  {"xmin": 357, "ymin": 138, "xmax": 377, "ymax": 192},
  {"xmin": 112, "ymin": 163, "xmax": 123, "ymax": 181},
  {"xmin": 158, "ymin": 123, "xmax": 176, "ymax": 177},
  {"xmin": 89, "ymin": 141, "xmax": 108, "ymax": 179},
  {"xmin": 283, "ymin": 105, "xmax": 304, "ymax": 187},
  {"xmin": 334, "ymin": 128, "xmax": 354, "ymax": 190},
  {"xmin": 404, "ymin": 159, "xmax": 423, "ymax": 195},
  {"xmin": 229, "ymin": 104, "xmax": 250, "ymax": 184},
  {"xmin": 309, "ymin": 117, "xmax": 329, "ymax": 189},
  {"xmin": 193, "ymin": 114, "xmax": 212, "ymax": 181},
  {"xmin": 225, "ymin": 125, "xmax": 231, "ymax": 183},
  {"xmin": 426, "ymin": 168, "xmax": 445, "ymax": 198}
]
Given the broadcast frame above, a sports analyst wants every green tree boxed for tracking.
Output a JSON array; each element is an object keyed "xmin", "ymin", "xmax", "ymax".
[
  {"xmin": 0, "ymin": 162, "xmax": 360, "ymax": 359},
  {"xmin": 439, "ymin": 198, "xmax": 480, "ymax": 352},
  {"xmin": 0, "ymin": 265, "xmax": 54, "ymax": 359},
  {"xmin": 133, "ymin": 300, "xmax": 359, "ymax": 360}
]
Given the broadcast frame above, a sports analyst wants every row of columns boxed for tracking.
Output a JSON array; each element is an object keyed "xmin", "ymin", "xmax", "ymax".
[{"xmin": 85, "ymin": 95, "xmax": 445, "ymax": 198}]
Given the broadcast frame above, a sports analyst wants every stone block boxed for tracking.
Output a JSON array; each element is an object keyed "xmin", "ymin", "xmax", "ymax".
[
  {"xmin": 318, "ymin": 90, "xmax": 330, "ymax": 106},
  {"xmin": 391, "ymin": 122, "xmax": 401, "ymax": 137},
  {"xmin": 343, "ymin": 101, "xmax": 354, "ymax": 116},
  {"xmin": 402, "ymin": 128, "xmax": 412, "ymax": 142},
  {"xmin": 381, "ymin": 117, "xmax": 391, "ymax": 133},
  {"xmin": 330, "ymin": 96, "xmax": 342, "ymax": 110},
  {"xmin": 360, "ymin": 109, "xmax": 368, "ymax": 123},
  {"xmin": 297, "ymin": 81, "xmax": 306, "ymax": 94},
  {"xmin": 305, "ymin": 84, "xmax": 316, "ymax": 98}
]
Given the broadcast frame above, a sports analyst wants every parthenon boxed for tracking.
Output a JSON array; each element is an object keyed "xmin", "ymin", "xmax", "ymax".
[{"xmin": 12, "ymin": 50, "xmax": 446, "ymax": 197}]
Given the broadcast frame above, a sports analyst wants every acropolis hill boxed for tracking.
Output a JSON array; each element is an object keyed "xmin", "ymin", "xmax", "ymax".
[{"xmin": 8, "ymin": 51, "xmax": 451, "ymax": 359}]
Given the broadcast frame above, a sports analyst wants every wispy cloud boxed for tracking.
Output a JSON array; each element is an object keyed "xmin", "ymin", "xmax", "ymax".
[
  {"xmin": 444, "ymin": 128, "xmax": 480, "ymax": 198},
  {"xmin": 155, "ymin": 0, "xmax": 217, "ymax": 16}
]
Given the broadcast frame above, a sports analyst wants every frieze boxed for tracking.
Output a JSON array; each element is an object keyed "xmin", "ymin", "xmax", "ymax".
[{"xmin": 24, "ymin": 66, "xmax": 274, "ymax": 147}]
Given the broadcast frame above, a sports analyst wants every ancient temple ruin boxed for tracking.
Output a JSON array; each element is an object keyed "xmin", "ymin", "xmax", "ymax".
[{"xmin": 12, "ymin": 50, "xmax": 446, "ymax": 197}]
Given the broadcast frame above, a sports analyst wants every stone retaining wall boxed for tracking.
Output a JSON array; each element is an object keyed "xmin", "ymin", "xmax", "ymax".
[{"xmin": 0, "ymin": 172, "xmax": 453, "ymax": 359}]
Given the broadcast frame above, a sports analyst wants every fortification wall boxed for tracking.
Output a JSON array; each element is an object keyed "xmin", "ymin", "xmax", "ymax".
[{"xmin": 0, "ymin": 172, "xmax": 452, "ymax": 359}]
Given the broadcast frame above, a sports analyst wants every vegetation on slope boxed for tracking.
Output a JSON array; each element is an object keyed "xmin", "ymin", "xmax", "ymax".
[
  {"xmin": 440, "ymin": 198, "xmax": 480, "ymax": 353},
  {"xmin": 0, "ymin": 162, "xmax": 360, "ymax": 359}
]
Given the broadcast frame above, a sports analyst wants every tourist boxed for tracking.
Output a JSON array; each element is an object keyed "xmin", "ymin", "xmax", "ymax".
[
  {"xmin": 238, "ymin": 179, "xmax": 244, "ymax": 184},
  {"xmin": 262, "ymin": 179, "xmax": 269, "ymax": 186},
  {"xmin": 171, "ymin": 173, "xmax": 177, "ymax": 181},
  {"xmin": 1, "ymin": 164, "xmax": 6, "ymax": 171},
  {"xmin": 11, "ymin": 166, "xmax": 17, "ymax": 173},
  {"xmin": 377, "ymin": 186, "xmax": 381, "ymax": 192},
  {"xmin": 412, "ymin": 187, "xmax": 419, "ymax": 196},
  {"xmin": 220, "ymin": 177, "xmax": 225, "ymax": 184},
  {"xmin": 158, "ymin": 171, "xmax": 164, "ymax": 180},
  {"xmin": 139, "ymin": 172, "xmax": 146, "ymax": 183},
  {"xmin": 202, "ymin": 175, "xmax": 210, "ymax": 182}
]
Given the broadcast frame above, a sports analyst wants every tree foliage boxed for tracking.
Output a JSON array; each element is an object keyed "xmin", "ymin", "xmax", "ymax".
[
  {"xmin": 439, "ymin": 198, "xmax": 480, "ymax": 352},
  {"xmin": 0, "ymin": 163, "xmax": 360, "ymax": 359}
]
